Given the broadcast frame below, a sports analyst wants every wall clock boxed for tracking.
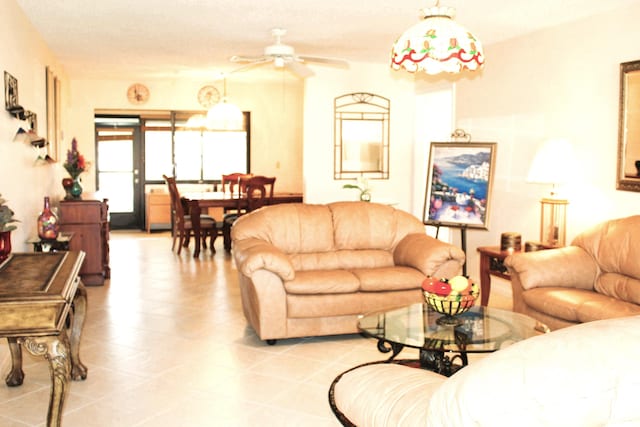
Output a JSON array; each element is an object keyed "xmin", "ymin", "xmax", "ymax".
[
  {"xmin": 127, "ymin": 83, "xmax": 150, "ymax": 105},
  {"xmin": 197, "ymin": 85, "xmax": 220, "ymax": 108}
]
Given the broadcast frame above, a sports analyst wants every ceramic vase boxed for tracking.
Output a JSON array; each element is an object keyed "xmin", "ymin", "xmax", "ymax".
[
  {"xmin": 0, "ymin": 231, "xmax": 11, "ymax": 263},
  {"xmin": 37, "ymin": 196, "xmax": 59, "ymax": 240},
  {"xmin": 62, "ymin": 178, "xmax": 74, "ymax": 200},
  {"xmin": 70, "ymin": 176, "xmax": 83, "ymax": 199}
]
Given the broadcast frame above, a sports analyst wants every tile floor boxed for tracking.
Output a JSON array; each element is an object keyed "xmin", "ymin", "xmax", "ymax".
[{"xmin": 0, "ymin": 231, "xmax": 512, "ymax": 426}]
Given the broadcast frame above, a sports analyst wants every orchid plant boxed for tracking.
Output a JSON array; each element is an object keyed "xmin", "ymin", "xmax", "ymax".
[{"xmin": 343, "ymin": 176, "xmax": 372, "ymax": 201}]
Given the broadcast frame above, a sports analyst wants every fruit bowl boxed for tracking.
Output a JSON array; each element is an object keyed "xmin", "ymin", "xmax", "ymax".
[
  {"xmin": 422, "ymin": 276, "xmax": 479, "ymax": 325},
  {"xmin": 423, "ymin": 291, "xmax": 478, "ymax": 316}
]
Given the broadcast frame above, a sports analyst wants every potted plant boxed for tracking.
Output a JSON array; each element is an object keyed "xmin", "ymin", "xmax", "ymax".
[
  {"xmin": 0, "ymin": 194, "xmax": 19, "ymax": 262},
  {"xmin": 342, "ymin": 176, "xmax": 372, "ymax": 201}
]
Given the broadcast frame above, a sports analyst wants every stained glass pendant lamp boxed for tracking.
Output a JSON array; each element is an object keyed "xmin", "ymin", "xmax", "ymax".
[{"xmin": 391, "ymin": 1, "xmax": 485, "ymax": 74}]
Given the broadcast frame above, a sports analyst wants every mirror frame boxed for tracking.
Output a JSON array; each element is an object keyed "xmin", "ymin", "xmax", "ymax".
[
  {"xmin": 334, "ymin": 92, "xmax": 390, "ymax": 180},
  {"xmin": 616, "ymin": 59, "xmax": 640, "ymax": 192}
]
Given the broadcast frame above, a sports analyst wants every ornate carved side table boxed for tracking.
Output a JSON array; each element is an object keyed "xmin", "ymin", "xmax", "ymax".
[{"xmin": 0, "ymin": 251, "xmax": 88, "ymax": 427}]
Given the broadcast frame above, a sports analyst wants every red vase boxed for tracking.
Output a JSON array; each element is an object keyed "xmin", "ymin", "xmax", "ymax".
[
  {"xmin": 0, "ymin": 231, "xmax": 11, "ymax": 262},
  {"xmin": 62, "ymin": 178, "xmax": 74, "ymax": 200},
  {"xmin": 37, "ymin": 197, "xmax": 59, "ymax": 240}
]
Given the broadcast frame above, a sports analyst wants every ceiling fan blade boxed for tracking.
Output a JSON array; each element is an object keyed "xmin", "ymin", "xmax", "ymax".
[
  {"xmin": 285, "ymin": 61, "xmax": 315, "ymax": 78},
  {"xmin": 229, "ymin": 55, "xmax": 270, "ymax": 64},
  {"xmin": 298, "ymin": 55, "xmax": 349, "ymax": 68}
]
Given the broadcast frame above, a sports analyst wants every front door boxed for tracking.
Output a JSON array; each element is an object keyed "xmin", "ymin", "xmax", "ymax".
[{"xmin": 95, "ymin": 118, "xmax": 143, "ymax": 229}]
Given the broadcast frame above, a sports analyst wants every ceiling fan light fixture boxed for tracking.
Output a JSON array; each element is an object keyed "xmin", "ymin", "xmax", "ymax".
[{"xmin": 390, "ymin": 2, "xmax": 485, "ymax": 75}]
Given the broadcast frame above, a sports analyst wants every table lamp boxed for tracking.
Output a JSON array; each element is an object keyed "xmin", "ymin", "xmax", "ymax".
[{"xmin": 527, "ymin": 138, "xmax": 573, "ymax": 247}]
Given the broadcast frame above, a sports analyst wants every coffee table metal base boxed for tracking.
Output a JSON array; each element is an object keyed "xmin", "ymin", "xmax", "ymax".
[{"xmin": 374, "ymin": 337, "xmax": 466, "ymax": 376}]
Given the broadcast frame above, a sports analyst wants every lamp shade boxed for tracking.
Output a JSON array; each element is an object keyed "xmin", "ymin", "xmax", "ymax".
[
  {"xmin": 527, "ymin": 138, "xmax": 574, "ymax": 186},
  {"xmin": 206, "ymin": 99, "xmax": 244, "ymax": 131},
  {"xmin": 391, "ymin": 5, "xmax": 484, "ymax": 74}
]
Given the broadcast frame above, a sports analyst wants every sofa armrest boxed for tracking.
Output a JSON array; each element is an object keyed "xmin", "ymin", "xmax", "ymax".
[
  {"xmin": 232, "ymin": 238, "xmax": 295, "ymax": 281},
  {"xmin": 393, "ymin": 233, "xmax": 466, "ymax": 278},
  {"xmin": 504, "ymin": 246, "xmax": 598, "ymax": 291}
]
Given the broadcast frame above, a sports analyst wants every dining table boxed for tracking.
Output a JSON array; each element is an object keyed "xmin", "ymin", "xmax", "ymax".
[{"xmin": 181, "ymin": 191, "xmax": 303, "ymax": 257}]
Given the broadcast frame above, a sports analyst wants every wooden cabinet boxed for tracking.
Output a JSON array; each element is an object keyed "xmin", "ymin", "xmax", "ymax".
[
  {"xmin": 59, "ymin": 197, "xmax": 110, "ymax": 285},
  {"xmin": 145, "ymin": 192, "xmax": 171, "ymax": 232}
]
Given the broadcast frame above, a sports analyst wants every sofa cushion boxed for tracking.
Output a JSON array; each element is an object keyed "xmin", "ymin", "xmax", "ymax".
[
  {"xmin": 284, "ymin": 270, "xmax": 359, "ymax": 294},
  {"xmin": 232, "ymin": 203, "xmax": 336, "ymax": 253},
  {"xmin": 573, "ymin": 215, "xmax": 640, "ymax": 279},
  {"xmin": 352, "ymin": 267, "xmax": 425, "ymax": 292},
  {"xmin": 594, "ymin": 272, "xmax": 640, "ymax": 306},
  {"xmin": 330, "ymin": 202, "xmax": 425, "ymax": 251},
  {"xmin": 290, "ymin": 249, "xmax": 394, "ymax": 271},
  {"xmin": 523, "ymin": 287, "xmax": 640, "ymax": 323},
  {"xmin": 426, "ymin": 315, "xmax": 640, "ymax": 427}
]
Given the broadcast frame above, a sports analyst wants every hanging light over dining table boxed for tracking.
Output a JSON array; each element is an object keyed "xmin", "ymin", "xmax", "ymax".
[
  {"xmin": 206, "ymin": 76, "xmax": 244, "ymax": 131},
  {"xmin": 390, "ymin": 1, "xmax": 485, "ymax": 75}
]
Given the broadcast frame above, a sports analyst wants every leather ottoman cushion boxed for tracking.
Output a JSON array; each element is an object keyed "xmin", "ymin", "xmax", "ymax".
[{"xmin": 332, "ymin": 362, "xmax": 445, "ymax": 427}]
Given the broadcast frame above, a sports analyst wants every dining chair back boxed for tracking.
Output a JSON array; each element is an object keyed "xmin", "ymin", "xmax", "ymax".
[
  {"xmin": 242, "ymin": 175, "xmax": 276, "ymax": 212},
  {"xmin": 221, "ymin": 172, "xmax": 254, "ymax": 197},
  {"xmin": 163, "ymin": 175, "xmax": 218, "ymax": 254},
  {"xmin": 223, "ymin": 175, "xmax": 276, "ymax": 251}
]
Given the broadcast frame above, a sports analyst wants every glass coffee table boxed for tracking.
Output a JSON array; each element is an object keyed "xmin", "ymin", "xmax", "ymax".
[{"xmin": 358, "ymin": 303, "xmax": 548, "ymax": 376}]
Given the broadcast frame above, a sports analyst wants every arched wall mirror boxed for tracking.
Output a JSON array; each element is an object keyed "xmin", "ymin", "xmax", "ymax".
[
  {"xmin": 334, "ymin": 92, "xmax": 390, "ymax": 180},
  {"xmin": 617, "ymin": 59, "xmax": 640, "ymax": 192}
]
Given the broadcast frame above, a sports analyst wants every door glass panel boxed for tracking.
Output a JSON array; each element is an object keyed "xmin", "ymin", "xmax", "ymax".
[{"xmin": 96, "ymin": 129, "xmax": 135, "ymax": 213}]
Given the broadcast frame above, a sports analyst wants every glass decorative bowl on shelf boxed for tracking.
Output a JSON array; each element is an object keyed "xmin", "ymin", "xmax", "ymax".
[{"xmin": 423, "ymin": 290, "xmax": 479, "ymax": 326}]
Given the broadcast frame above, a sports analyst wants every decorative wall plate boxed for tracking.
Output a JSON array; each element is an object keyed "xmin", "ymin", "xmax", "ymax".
[
  {"xmin": 197, "ymin": 85, "xmax": 220, "ymax": 108},
  {"xmin": 127, "ymin": 83, "xmax": 150, "ymax": 105}
]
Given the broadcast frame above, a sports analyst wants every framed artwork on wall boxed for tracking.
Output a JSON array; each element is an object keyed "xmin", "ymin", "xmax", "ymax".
[
  {"xmin": 423, "ymin": 142, "xmax": 497, "ymax": 230},
  {"xmin": 4, "ymin": 71, "xmax": 19, "ymax": 110},
  {"xmin": 46, "ymin": 66, "xmax": 61, "ymax": 160}
]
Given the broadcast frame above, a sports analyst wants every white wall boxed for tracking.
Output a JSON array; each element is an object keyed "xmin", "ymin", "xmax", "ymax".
[
  {"xmin": 302, "ymin": 62, "xmax": 416, "ymax": 210},
  {"xmin": 451, "ymin": 2, "xmax": 640, "ymax": 280},
  {"xmin": 0, "ymin": 1, "xmax": 68, "ymax": 252}
]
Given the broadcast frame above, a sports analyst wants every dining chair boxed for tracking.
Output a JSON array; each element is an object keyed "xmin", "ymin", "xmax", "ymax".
[
  {"xmin": 220, "ymin": 172, "xmax": 254, "ymax": 197},
  {"xmin": 220, "ymin": 172, "xmax": 253, "ymax": 237},
  {"xmin": 163, "ymin": 175, "xmax": 218, "ymax": 254},
  {"xmin": 223, "ymin": 175, "xmax": 276, "ymax": 251}
]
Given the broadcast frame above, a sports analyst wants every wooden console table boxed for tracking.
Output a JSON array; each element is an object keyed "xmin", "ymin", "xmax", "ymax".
[{"xmin": 0, "ymin": 251, "xmax": 88, "ymax": 427}]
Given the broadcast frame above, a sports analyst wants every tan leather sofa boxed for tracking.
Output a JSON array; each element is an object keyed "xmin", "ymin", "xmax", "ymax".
[
  {"xmin": 505, "ymin": 215, "xmax": 640, "ymax": 330},
  {"xmin": 231, "ymin": 201, "xmax": 466, "ymax": 343}
]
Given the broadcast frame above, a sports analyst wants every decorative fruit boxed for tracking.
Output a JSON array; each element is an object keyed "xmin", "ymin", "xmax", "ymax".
[
  {"xmin": 433, "ymin": 279, "xmax": 451, "ymax": 296},
  {"xmin": 421, "ymin": 276, "xmax": 438, "ymax": 292},
  {"xmin": 449, "ymin": 275, "xmax": 470, "ymax": 293}
]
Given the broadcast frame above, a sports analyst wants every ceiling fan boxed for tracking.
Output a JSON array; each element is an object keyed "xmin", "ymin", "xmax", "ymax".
[{"xmin": 229, "ymin": 28, "xmax": 349, "ymax": 78}]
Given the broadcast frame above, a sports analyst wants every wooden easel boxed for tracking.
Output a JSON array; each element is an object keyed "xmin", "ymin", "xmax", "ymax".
[{"xmin": 432, "ymin": 223, "xmax": 468, "ymax": 276}]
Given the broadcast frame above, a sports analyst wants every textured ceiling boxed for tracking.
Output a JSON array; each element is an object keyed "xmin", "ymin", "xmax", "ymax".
[{"xmin": 14, "ymin": 0, "xmax": 639, "ymax": 80}]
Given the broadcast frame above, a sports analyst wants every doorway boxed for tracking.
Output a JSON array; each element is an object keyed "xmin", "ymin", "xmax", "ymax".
[{"xmin": 95, "ymin": 117, "xmax": 143, "ymax": 229}]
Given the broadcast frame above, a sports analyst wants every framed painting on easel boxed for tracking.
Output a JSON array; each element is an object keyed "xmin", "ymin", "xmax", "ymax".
[{"xmin": 423, "ymin": 142, "xmax": 496, "ymax": 230}]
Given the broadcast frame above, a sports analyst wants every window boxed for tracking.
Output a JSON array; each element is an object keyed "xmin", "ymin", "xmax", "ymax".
[{"xmin": 144, "ymin": 112, "xmax": 251, "ymax": 183}]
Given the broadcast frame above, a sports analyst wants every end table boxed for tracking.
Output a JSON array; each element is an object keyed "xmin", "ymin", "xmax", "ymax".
[{"xmin": 28, "ymin": 232, "xmax": 74, "ymax": 253}]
